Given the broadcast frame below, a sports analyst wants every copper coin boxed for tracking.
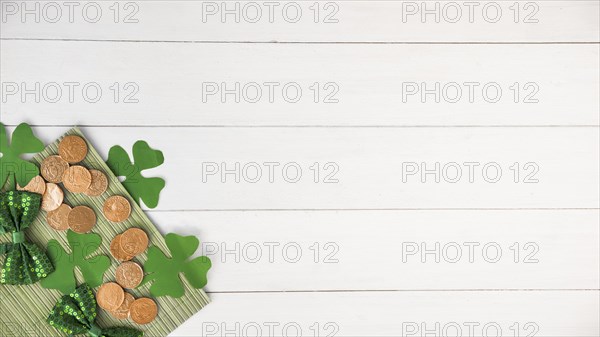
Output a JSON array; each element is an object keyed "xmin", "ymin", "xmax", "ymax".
[
  {"xmin": 85, "ymin": 169, "xmax": 108, "ymax": 197},
  {"xmin": 62, "ymin": 165, "xmax": 92, "ymax": 193},
  {"xmin": 41, "ymin": 183, "xmax": 64, "ymax": 212},
  {"xmin": 46, "ymin": 204, "xmax": 72, "ymax": 231},
  {"xmin": 120, "ymin": 228, "xmax": 149, "ymax": 256},
  {"xmin": 103, "ymin": 195, "xmax": 131, "ymax": 222},
  {"xmin": 115, "ymin": 262, "xmax": 144, "ymax": 289},
  {"xmin": 40, "ymin": 155, "xmax": 69, "ymax": 183},
  {"xmin": 96, "ymin": 282, "xmax": 125, "ymax": 312},
  {"xmin": 67, "ymin": 206, "xmax": 96, "ymax": 233},
  {"xmin": 16, "ymin": 175, "xmax": 46, "ymax": 195},
  {"xmin": 110, "ymin": 235, "xmax": 134, "ymax": 262},
  {"xmin": 110, "ymin": 292, "xmax": 135, "ymax": 320},
  {"xmin": 58, "ymin": 135, "xmax": 88, "ymax": 163},
  {"xmin": 129, "ymin": 298, "xmax": 158, "ymax": 325}
]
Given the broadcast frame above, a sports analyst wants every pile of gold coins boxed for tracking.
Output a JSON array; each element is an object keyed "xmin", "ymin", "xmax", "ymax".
[
  {"xmin": 98, "ymin": 227, "xmax": 156, "ymax": 324},
  {"xmin": 17, "ymin": 135, "xmax": 133, "ymax": 232},
  {"xmin": 97, "ymin": 282, "xmax": 157, "ymax": 324},
  {"xmin": 18, "ymin": 134, "xmax": 159, "ymax": 325}
]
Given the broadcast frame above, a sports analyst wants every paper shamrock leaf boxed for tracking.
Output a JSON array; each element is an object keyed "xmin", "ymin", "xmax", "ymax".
[
  {"xmin": 142, "ymin": 233, "xmax": 211, "ymax": 298},
  {"xmin": 106, "ymin": 140, "xmax": 165, "ymax": 208},
  {"xmin": 0, "ymin": 123, "xmax": 45, "ymax": 187},
  {"xmin": 41, "ymin": 230, "xmax": 111, "ymax": 294}
]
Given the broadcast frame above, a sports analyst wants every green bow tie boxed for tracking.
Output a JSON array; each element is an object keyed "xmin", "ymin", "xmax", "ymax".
[
  {"xmin": 0, "ymin": 190, "xmax": 54, "ymax": 285},
  {"xmin": 48, "ymin": 283, "xmax": 144, "ymax": 337}
]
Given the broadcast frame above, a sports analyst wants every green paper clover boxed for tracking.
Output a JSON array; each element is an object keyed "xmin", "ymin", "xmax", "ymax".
[
  {"xmin": 142, "ymin": 233, "xmax": 211, "ymax": 298},
  {"xmin": 106, "ymin": 140, "xmax": 165, "ymax": 208},
  {"xmin": 0, "ymin": 123, "xmax": 45, "ymax": 187},
  {"xmin": 41, "ymin": 230, "xmax": 111, "ymax": 294}
]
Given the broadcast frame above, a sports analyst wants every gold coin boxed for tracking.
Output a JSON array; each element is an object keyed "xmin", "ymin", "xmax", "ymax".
[
  {"xmin": 58, "ymin": 135, "xmax": 88, "ymax": 163},
  {"xmin": 96, "ymin": 282, "xmax": 125, "ymax": 312},
  {"xmin": 129, "ymin": 298, "xmax": 157, "ymax": 325},
  {"xmin": 62, "ymin": 165, "xmax": 92, "ymax": 193},
  {"xmin": 110, "ymin": 292, "xmax": 135, "ymax": 320},
  {"xmin": 85, "ymin": 169, "xmax": 108, "ymax": 197},
  {"xmin": 103, "ymin": 195, "xmax": 131, "ymax": 222},
  {"xmin": 115, "ymin": 262, "xmax": 144, "ymax": 289},
  {"xmin": 16, "ymin": 175, "xmax": 46, "ymax": 195},
  {"xmin": 110, "ymin": 235, "xmax": 134, "ymax": 262},
  {"xmin": 120, "ymin": 228, "xmax": 148, "ymax": 256},
  {"xmin": 40, "ymin": 155, "xmax": 69, "ymax": 183},
  {"xmin": 41, "ymin": 183, "xmax": 64, "ymax": 212},
  {"xmin": 46, "ymin": 204, "xmax": 72, "ymax": 231},
  {"xmin": 68, "ymin": 206, "xmax": 96, "ymax": 233}
]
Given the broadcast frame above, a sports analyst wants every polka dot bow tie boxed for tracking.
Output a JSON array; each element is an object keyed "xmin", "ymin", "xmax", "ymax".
[
  {"xmin": 48, "ymin": 283, "xmax": 143, "ymax": 337},
  {"xmin": 0, "ymin": 190, "xmax": 54, "ymax": 285}
]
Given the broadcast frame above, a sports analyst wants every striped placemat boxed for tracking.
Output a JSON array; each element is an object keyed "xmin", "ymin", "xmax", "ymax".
[{"xmin": 0, "ymin": 127, "xmax": 210, "ymax": 337}]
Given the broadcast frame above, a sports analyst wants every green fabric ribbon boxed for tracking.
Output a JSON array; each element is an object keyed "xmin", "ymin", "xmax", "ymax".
[
  {"xmin": 12, "ymin": 231, "xmax": 25, "ymax": 243},
  {"xmin": 48, "ymin": 283, "xmax": 144, "ymax": 337},
  {"xmin": 0, "ymin": 190, "xmax": 54, "ymax": 285}
]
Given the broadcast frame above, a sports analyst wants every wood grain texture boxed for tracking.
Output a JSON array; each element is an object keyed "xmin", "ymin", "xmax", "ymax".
[
  {"xmin": 1, "ymin": 41, "xmax": 598, "ymax": 126},
  {"xmin": 170, "ymin": 291, "xmax": 600, "ymax": 337},
  {"xmin": 1, "ymin": 1, "xmax": 598, "ymax": 42},
  {"xmin": 0, "ymin": 128, "xmax": 210, "ymax": 337},
  {"xmin": 147, "ymin": 209, "xmax": 600, "ymax": 292},
  {"xmin": 4, "ymin": 126, "xmax": 595, "ymax": 211},
  {"xmin": 4, "ymin": 127, "xmax": 600, "ymax": 210},
  {"xmin": 1, "ymin": 1, "xmax": 598, "ymax": 335}
]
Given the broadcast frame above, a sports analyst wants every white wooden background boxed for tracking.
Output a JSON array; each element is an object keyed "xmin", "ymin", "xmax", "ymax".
[{"xmin": 1, "ymin": 1, "xmax": 599, "ymax": 336}]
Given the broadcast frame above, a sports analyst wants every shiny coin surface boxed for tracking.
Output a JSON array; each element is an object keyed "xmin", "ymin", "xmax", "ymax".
[
  {"xmin": 120, "ymin": 228, "xmax": 149, "ymax": 256},
  {"xmin": 110, "ymin": 292, "xmax": 135, "ymax": 320},
  {"xmin": 68, "ymin": 205, "xmax": 96, "ymax": 233},
  {"xmin": 85, "ymin": 169, "xmax": 108, "ymax": 197},
  {"xmin": 16, "ymin": 175, "xmax": 46, "ymax": 195},
  {"xmin": 46, "ymin": 204, "xmax": 72, "ymax": 231},
  {"xmin": 103, "ymin": 195, "xmax": 131, "ymax": 222},
  {"xmin": 115, "ymin": 262, "xmax": 144, "ymax": 289},
  {"xmin": 97, "ymin": 282, "xmax": 125, "ymax": 312},
  {"xmin": 110, "ymin": 235, "xmax": 134, "ymax": 262},
  {"xmin": 41, "ymin": 183, "xmax": 64, "ymax": 212},
  {"xmin": 63, "ymin": 165, "xmax": 92, "ymax": 193},
  {"xmin": 41, "ymin": 155, "xmax": 69, "ymax": 183},
  {"xmin": 129, "ymin": 298, "xmax": 157, "ymax": 325},
  {"xmin": 58, "ymin": 135, "xmax": 88, "ymax": 163}
]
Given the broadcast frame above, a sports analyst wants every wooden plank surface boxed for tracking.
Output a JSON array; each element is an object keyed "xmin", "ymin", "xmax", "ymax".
[
  {"xmin": 1, "ymin": 1, "xmax": 598, "ymax": 336},
  {"xmin": 148, "ymin": 210, "xmax": 600, "ymax": 291},
  {"xmin": 2, "ymin": 1, "xmax": 598, "ymax": 42},
  {"xmin": 1, "ymin": 41, "xmax": 598, "ymax": 126},
  {"xmin": 4, "ymin": 126, "xmax": 596, "ymax": 210},
  {"xmin": 171, "ymin": 291, "xmax": 600, "ymax": 337}
]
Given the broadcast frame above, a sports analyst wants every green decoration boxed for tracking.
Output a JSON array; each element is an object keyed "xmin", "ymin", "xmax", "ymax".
[
  {"xmin": 41, "ymin": 230, "xmax": 111, "ymax": 294},
  {"xmin": 47, "ymin": 283, "xmax": 143, "ymax": 337},
  {"xmin": 0, "ymin": 122, "xmax": 45, "ymax": 187},
  {"xmin": 106, "ymin": 141, "xmax": 165, "ymax": 209},
  {"xmin": 0, "ymin": 191, "xmax": 54, "ymax": 285},
  {"xmin": 142, "ymin": 233, "xmax": 211, "ymax": 298}
]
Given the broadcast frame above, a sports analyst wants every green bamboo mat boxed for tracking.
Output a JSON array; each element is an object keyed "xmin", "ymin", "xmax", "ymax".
[{"xmin": 0, "ymin": 127, "xmax": 210, "ymax": 337}]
